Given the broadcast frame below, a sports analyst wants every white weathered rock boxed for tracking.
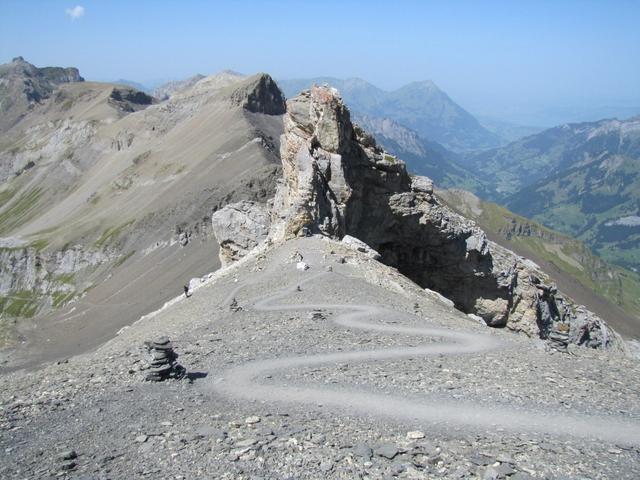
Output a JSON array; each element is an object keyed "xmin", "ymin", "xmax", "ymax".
[
  {"xmin": 410, "ymin": 176, "xmax": 434, "ymax": 194},
  {"xmin": 467, "ymin": 313, "xmax": 487, "ymax": 325},
  {"xmin": 211, "ymin": 201, "xmax": 270, "ymax": 267},
  {"xmin": 341, "ymin": 235, "xmax": 381, "ymax": 260}
]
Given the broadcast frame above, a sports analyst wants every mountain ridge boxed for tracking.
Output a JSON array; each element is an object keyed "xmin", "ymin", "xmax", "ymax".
[
  {"xmin": 278, "ymin": 76, "xmax": 501, "ymax": 151},
  {"xmin": 458, "ymin": 116, "xmax": 640, "ymax": 271},
  {"xmin": 0, "ymin": 60, "xmax": 285, "ymax": 365}
]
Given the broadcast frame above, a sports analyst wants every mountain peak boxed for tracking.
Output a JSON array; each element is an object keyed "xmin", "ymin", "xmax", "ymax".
[
  {"xmin": 0, "ymin": 57, "xmax": 84, "ymax": 131},
  {"xmin": 228, "ymin": 73, "xmax": 286, "ymax": 115},
  {"xmin": 416, "ymin": 79, "xmax": 438, "ymax": 88},
  {"xmin": 400, "ymin": 79, "xmax": 443, "ymax": 94}
]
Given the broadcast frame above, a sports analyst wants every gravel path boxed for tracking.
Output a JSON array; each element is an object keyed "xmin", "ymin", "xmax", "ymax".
[
  {"xmin": 211, "ymin": 270, "xmax": 640, "ymax": 447},
  {"xmin": 1, "ymin": 236, "xmax": 639, "ymax": 479}
]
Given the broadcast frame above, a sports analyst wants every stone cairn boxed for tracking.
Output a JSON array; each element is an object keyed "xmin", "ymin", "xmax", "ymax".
[
  {"xmin": 143, "ymin": 336, "xmax": 185, "ymax": 381},
  {"xmin": 229, "ymin": 297, "xmax": 242, "ymax": 312}
]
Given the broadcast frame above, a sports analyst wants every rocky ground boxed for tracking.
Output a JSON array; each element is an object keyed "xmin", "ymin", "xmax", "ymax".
[{"xmin": 1, "ymin": 236, "xmax": 639, "ymax": 479}]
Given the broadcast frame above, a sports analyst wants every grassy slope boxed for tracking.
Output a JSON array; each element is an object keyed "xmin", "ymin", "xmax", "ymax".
[
  {"xmin": 505, "ymin": 154, "xmax": 640, "ymax": 272},
  {"xmin": 439, "ymin": 189, "xmax": 640, "ymax": 333}
]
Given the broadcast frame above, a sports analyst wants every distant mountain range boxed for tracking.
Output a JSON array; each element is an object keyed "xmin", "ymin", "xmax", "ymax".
[
  {"xmin": 476, "ymin": 116, "xmax": 543, "ymax": 143},
  {"xmin": 352, "ymin": 114, "xmax": 486, "ymax": 193},
  {"xmin": 279, "ymin": 77, "xmax": 504, "ymax": 152},
  {"xmin": 278, "ymin": 76, "xmax": 640, "ymax": 272},
  {"xmin": 457, "ymin": 117, "xmax": 640, "ymax": 271},
  {"xmin": 152, "ymin": 74, "xmax": 205, "ymax": 100},
  {"xmin": 112, "ymin": 79, "xmax": 150, "ymax": 93}
]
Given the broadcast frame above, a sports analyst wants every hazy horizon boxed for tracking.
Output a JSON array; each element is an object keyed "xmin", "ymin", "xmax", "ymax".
[{"xmin": 1, "ymin": 0, "xmax": 638, "ymax": 126}]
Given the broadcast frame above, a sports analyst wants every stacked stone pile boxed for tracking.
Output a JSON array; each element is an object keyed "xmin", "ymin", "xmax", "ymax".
[
  {"xmin": 229, "ymin": 298, "xmax": 242, "ymax": 312},
  {"xmin": 143, "ymin": 337, "xmax": 185, "ymax": 381},
  {"xmin": 548, "ymin": 324, "xmax": 570, "ymax": 352}
]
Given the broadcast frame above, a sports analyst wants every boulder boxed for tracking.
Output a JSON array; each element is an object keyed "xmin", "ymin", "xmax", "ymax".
[{"xmin": 211, "ymin": 201, "xmax": 270, "ymax": 267}]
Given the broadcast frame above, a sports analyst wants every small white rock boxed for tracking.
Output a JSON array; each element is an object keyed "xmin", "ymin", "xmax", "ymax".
[
  {"xmin": 296, "ymin": 261, "xmax": 309, "ymax": 271},
  {"xmin": 467, "ymin": 313, "xmax": 487, "ymax": 326},
  {"xmin": 244, "ymin": 416, "xmax": 261, "ymax": 425},
  {"xmin": 406, "ymin": 430, "xmax": 426, "ymax": 440}
]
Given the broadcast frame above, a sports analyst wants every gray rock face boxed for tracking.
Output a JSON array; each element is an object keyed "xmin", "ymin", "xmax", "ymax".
[
  {"xmin": 228, "ymin": 74, "xmax": 286, "ymax": 115},
  {"xmin": 273, "ymin": 85, "xmax": 623, "ymax": 350},
  {"xmin": 211, "ymin": 200, "xmax": 271, "ymax": 266},
  {"xmin": 109, "ymin": 88, "xmax": 155, "ymax": 112},
  {"xmin": 0, "ymin": 244, "xmax": 118, "ymax": 316}
]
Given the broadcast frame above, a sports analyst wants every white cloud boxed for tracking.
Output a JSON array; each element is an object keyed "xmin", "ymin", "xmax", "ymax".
[{"xmin": 65, "ymin": 5, "xmax": 85, "ymax": 20}]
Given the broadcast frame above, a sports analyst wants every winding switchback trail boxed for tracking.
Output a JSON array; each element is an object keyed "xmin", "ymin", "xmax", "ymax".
[{"xmin": 209, "ymin": 271, "xmax": 640, "ymax": 446}]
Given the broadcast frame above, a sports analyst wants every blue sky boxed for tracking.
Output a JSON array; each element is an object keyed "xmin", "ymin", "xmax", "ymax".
[{"xmin": 1, "ymin": 0, "xmax": 639, "ymax": 125}]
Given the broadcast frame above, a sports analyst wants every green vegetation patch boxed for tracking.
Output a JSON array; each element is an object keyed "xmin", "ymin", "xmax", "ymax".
[
  {"xmin": 52, "ymin": 290, "xmax": 75, "ymax": 308},
  {"xmin": 95, "ymin": 220, "xmax": 135, "ymax": 248},
  {"xmin": 54, "ymin": 272, "xmax": 76, "ymax": 284},
  {"xmin": 0, "ymin": 187, "xmax": 44, "ymax": 234},
  {"xmin": 115, "ymin": 250, "xmax": 136, "ymax": 267},
  {"xmin": 0, "ymin": 187, "xmax": 16, "ymax": 210},
  {"xmin": 0, "ymin": 290, "xmax": 39, "ymax": 318},
  {"xmin": 28, "ymin": 238, "xmax": 49, "ymax": 251}
]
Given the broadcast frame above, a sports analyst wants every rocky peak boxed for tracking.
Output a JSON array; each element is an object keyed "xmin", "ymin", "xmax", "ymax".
[
  {"xmin": 270, "ymin": 86, "xmax": 623, "ymax": 351},
  {"xmin": 0, "ymin": 57, "xmax": 85, "ymax": 131},
  {"xmin": 228, "ymin": 73, "xmax": 286, "ymax": 115},
  {"xmin": 2, "ymin": 57, "xmax": 84, "ymax": 85}
]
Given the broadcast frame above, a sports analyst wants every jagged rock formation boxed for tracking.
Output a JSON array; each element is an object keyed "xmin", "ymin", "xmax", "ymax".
[
  {"xmin": 271, "ymin": 85, "xmax": 622, "ymax": 350},
  {"xmin": 211, "ymin": 201, "xmax": 271, "ymax": 267}
]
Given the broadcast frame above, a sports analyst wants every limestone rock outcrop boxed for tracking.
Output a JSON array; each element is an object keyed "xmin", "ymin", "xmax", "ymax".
[
  {"xmin": 272, "ymin": 85, "xmax": 623, "ymax": 350},
  {"xmin": 211, "ymin": 200, "xmax": 271, "ymax": 266}
]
